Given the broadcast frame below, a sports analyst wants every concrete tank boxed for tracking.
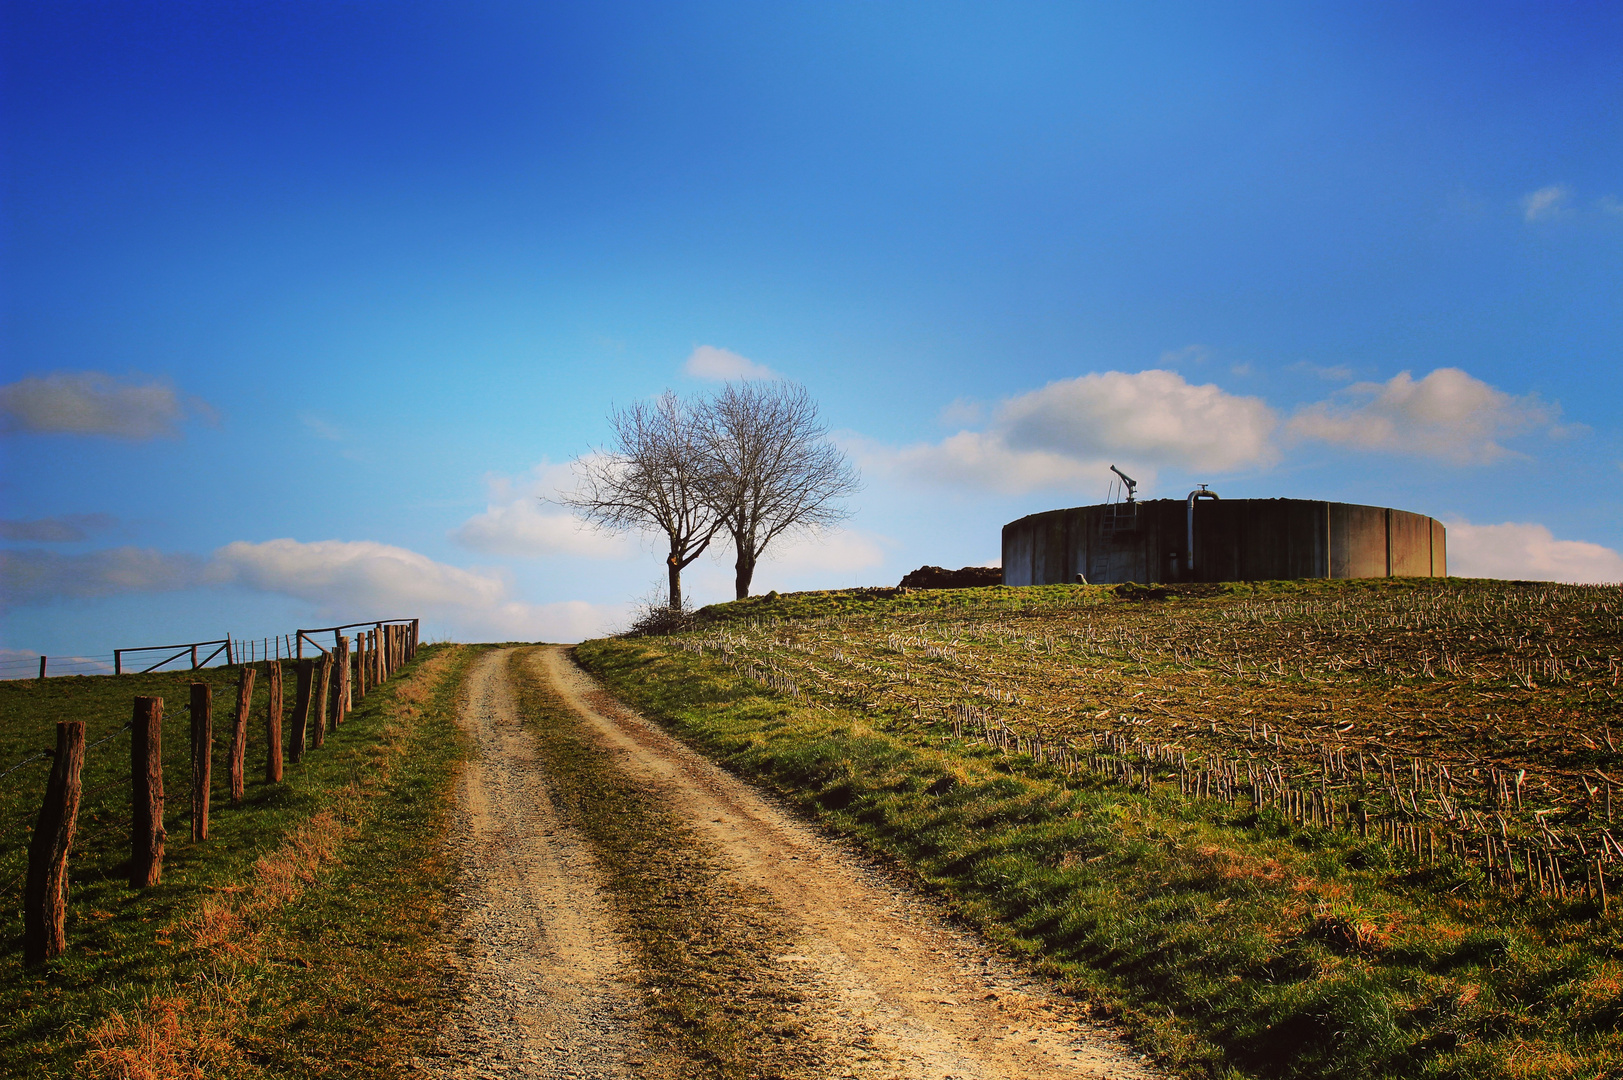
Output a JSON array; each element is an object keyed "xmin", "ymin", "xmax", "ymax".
[{"xmin": 1002, "ymin": 497, "xmax": 1445, "ymax": 586}]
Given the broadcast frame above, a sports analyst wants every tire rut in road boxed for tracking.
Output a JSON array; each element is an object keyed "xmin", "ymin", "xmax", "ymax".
[{"xmin": 424, "ymin": 648, "xmax": 657, "ymax": 1079}]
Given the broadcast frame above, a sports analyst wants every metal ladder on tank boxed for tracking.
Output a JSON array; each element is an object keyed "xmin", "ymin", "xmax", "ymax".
[{"xmin": 1096, "ymin": 466, "xmax": 1138, "ymax": 583}]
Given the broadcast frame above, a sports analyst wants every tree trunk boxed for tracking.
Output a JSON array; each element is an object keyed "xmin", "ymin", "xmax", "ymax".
[
  {"xmin": 667, "ymin": 553, "xmax": 683, "ymax": 610},
  {"xmin": 734, "ymin": 551, "xmax": 756, "ymax": 600}
]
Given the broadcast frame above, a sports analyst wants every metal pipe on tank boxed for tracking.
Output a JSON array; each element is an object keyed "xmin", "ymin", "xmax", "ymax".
[{"xmin": 1187, "ymin": 486, "xmax": 1220, "ymax": 572}]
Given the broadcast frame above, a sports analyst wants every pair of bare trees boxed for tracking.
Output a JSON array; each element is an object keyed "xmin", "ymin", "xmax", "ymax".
[{"xmin": 565, "ymin": 381, "xmax": 859, "ymax": 608}]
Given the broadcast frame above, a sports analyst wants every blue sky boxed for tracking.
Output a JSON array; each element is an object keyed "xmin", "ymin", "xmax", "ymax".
[{"xmin": 2, "ymin": 1, "xmax": 1620, "ymax": 660}]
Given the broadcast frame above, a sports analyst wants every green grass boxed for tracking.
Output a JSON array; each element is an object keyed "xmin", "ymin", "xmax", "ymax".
[
  {"xmin": 0, "ymin": 645, "xmax": 475, "ymax": 1078},
  {"xmin": 577, "ymin": 625, "xmax": 1623, "ymax": 1080}
]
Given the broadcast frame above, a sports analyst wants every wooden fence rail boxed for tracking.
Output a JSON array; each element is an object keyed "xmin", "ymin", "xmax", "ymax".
[{"xmin": 114, "ymin": 638, "xmax": 232, "ymax": 676}]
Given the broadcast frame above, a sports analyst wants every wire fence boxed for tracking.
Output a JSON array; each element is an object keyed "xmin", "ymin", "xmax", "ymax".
[
  {"xmin": 0, "ymin": 631, "xmax": 364, "ymax": 680},
  {"xmin": 4, "ymin": 616, "xmax": 422, "ymax": 963}
]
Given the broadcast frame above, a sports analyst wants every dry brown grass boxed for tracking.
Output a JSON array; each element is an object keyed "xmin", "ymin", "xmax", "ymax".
[{"xmin": 79, "ymin": 995, "xmax": 235, "ymax": 1080}]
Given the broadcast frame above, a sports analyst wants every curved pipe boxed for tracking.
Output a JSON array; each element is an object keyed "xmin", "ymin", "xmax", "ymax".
[{"xmin": 1186, "ymin": 486, "xmax": 1220, "ymax": 572}]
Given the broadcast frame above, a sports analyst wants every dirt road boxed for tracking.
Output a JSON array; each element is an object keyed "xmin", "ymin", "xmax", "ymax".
[{"xmin": 427, "ymin": 646, "xmax": 1154, "ymax": 1079}]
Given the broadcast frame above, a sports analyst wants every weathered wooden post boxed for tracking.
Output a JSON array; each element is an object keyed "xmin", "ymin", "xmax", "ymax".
[
  {"xmin": 313, "ymin": 651, "xmax": 333, "ymax": 748},
  {"xmin": 229, "ymin": 665, "xmax": 255, "ymax": 803},
  {"xmin": 25, "ymin": 720, "xmax": 85, "ymax": 965},
  {"xmin": 38, "ymin": 655, "xmax": 46, "ymax": 680},
  {"xmin": 335, "ymin": 635, "xmax": 351, "ymax": 724},
  {"xmin": 265, "ymin": 661, "xmax": 284, "ymax": 782},
  {"xmin": 114, "ymin": 650, "xmax": 123, "ymax": 676},
  {"xmin": 190, "ymin": 682, "xmax": 212, "ymax": 841},
  {"xmin": 191, "ymin": 644, "xmax": 199, "ymax": 669},
  {"xmin": 354, "ymin": 632, "xmax": 368, "ymax": 701},
  {"xmin": 289, "ymin": 659, "xmax": 314, "ymax": 764},
  {"xmin": 131, "ymin": 697, "xmax": 165, "ymax": 887}
]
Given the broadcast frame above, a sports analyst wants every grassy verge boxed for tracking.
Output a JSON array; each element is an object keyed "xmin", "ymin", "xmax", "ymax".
[
  {"xmin": 0, "ymin": 645, "xmax": 476, "ymax": 1078},
  {"xmin": 577, "ymin": 634, "xmax": 1623, "ymax": 1080},
  {"xmin": 506, "ymin": 648, "xmax": 823, "ymax": 1080}
]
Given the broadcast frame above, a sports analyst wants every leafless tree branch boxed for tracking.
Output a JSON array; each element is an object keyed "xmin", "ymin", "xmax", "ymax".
[
  {"xmin": 699, "ymin": 380, "xmax": 861, "ymax": 599},
  {"xmin": 562, "ymin": 392, "xmax": 722, "ymax": 609}
]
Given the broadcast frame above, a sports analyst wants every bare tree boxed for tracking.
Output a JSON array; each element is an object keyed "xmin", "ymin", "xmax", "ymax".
[
  {"xmin": 563, "ymin": 392, "xmax": 721, "ymax": 610},
  {"xmin": 699, "ymin": 381, "xmax": 860, "ymax": 599}
]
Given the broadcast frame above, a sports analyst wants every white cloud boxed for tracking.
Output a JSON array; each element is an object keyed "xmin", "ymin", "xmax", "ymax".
[
  {"xmin": 683, "ymin": 345, "xmax": 779, "ymax": 381},
  {"xmin": 0, "ymin": 513, "xmax": 117, "ymax": 542},
  {"xmin": 937, "ymin": 397, "xmax": 985, "ymax": 426},
  {"xmin": 213, "ymin": 539, "xmax": 509, "ymax": 612},
  {"xmin": 212, "ymin": 538, "xmax": 620, "ymax": 641},
  {"xmin": 1447, "ymin": 521, "xmax": 1623, "ymax": 584},
  {"xmin": 684, "ymin": 527, "xmax": 892, "ymax": 597},
  {"xmin": 860, "ymin": 369, "xmax": 1277, "ymax": 495},
  {"xmin": 998, "ymin": 370, "xmax": 1278, "ymax": 470},
  {"xmin": 0, "ymin": 535, "xmax": 622, "ymax": 642},
  {"xmin": 1522, "ymin": 185, "xmax": 1569, "ymax": 222},
  {"xmin": 451, "ymin": 460, "xmax": 633, "ymax": 559},
  {"xmin": 761, "ymin": 527, "xmax": 888, "ymax": 574},
  {"xmin": 0, "ymin": 372, "xmax": 216, "ymax": 439},
  {"xmin": 1285, "ymin": 368, "xmax": 1557, "ymax": 464},
  {"xmin": 0, "ymin": 547, "xmax": 205, "ymax": 606},
  {"xmin": 854, "ymin": 430, "xmax": 1107, "ymax": 494}
]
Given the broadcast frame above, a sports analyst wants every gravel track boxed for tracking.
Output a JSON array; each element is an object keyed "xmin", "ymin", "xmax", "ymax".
[{"xmin": 426, "ymin": 645, "xmax": 1155, "ymax": 1079}]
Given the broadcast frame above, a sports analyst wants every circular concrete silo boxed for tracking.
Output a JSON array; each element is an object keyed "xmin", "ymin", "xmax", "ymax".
[{"xmin": 1001, "ymin": 496, "xmax": 1446, "ymax": 586}]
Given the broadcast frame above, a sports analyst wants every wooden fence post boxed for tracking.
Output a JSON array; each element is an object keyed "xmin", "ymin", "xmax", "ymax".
[
  {"xmin": 289, "ymin": 659, "xmax": 314, "ymax": 764},
  {"xmin": 411, "ymin": 619, "xmax": 419, "ymax": 661},
  {"xmin": 191, "ymin": 644, "xmax": 199, "ymax": 669},
  {"xmin": 190, "ymin": 683, "xmax": 212, "ymax": 841},
  {"xmin": 25, "ymin": 720, "xmax": 85, "ymax": 965},
  {"xmin": 375, "ymin": 625, "xmax": 386, "ymax": 680},
  {"xmin": 131, "ymin": 697, "xmax": 165, "ymax": 887},
  {"xmin": 265, "ymin": 661, "xmax": 284, "ymax": 782},
  {"xmin": 335, "ymin": 636, "xmax": 351, "ymax": 724},
  {"xmin": 229, "ymin": 665, "xmax": 255, "ymax": 803},
  {"xmin": 313, "ymin": 652, "xmax": 333, "ymax": 749},
  {"xmin": 354, "ymin": 632, "xmax": 367, "ymax": 701},
  {"xmin": 38, "ymin": 655, "xmax": 47, "ymax": 680}
]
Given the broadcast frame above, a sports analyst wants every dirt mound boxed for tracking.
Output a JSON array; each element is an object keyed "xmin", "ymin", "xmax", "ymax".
[{"xmin": 898, "ymin": 565, "xmax": 1003, "ymax": 590}]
